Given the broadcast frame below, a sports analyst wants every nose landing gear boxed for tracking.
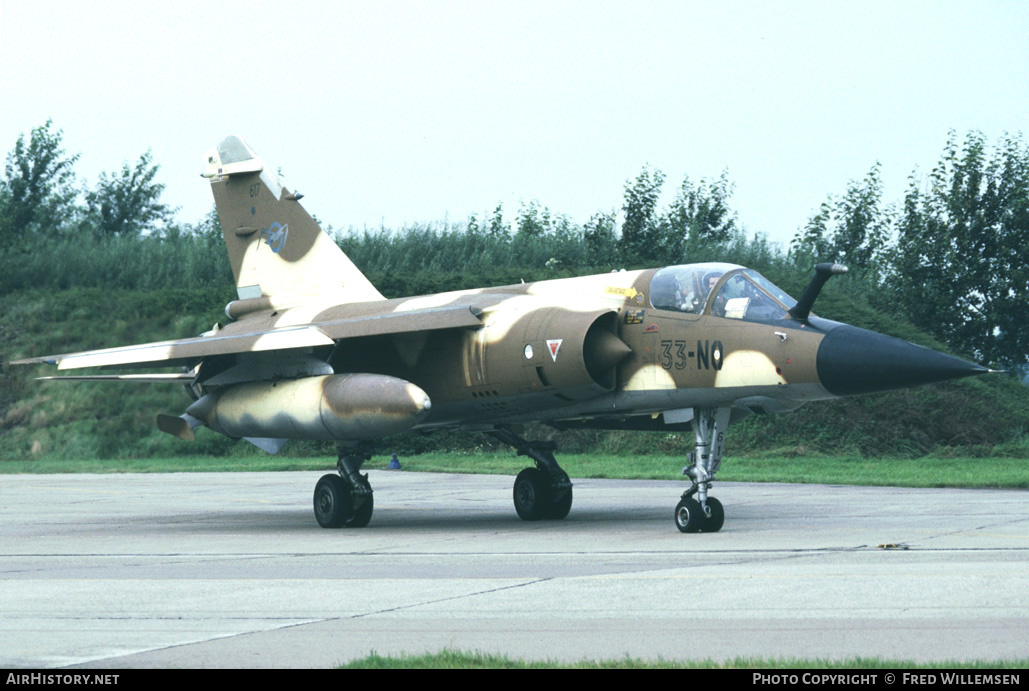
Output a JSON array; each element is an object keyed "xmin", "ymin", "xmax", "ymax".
[
  {"xmin": 676, "ymin": 407, "xmax": 730, "ymax": 533},
  {"xmin": 675, "ymin": 493, "xmax": 724, "ymax": 533}
]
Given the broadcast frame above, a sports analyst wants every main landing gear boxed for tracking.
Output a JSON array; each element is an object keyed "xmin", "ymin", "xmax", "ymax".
[
  {"xmin": 675, "ymin": 407, "xmax": 730, "ymax": 533},
  {"xmin": 489, "ymin": 428, "xmax": 573, "ymax": 521},
  {"xmin": 314, "ymin": 445, "xmax": 375, "ymax": 528}
]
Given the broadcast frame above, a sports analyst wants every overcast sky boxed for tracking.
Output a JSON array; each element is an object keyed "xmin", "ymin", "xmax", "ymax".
[{"xmin": 2, "ymin": 0, "xmax": 1027, "ymax": 249}]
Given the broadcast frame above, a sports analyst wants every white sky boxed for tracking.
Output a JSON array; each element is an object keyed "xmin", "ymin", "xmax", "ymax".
[{"xmin": 2, "ymin": 0, "xmax": 1027, "ymax": 248}]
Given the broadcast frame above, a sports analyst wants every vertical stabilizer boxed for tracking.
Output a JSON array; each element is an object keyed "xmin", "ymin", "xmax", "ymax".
[{"xmin": 202, "ymin": 136, "xmax": 383, "ymax": 303}]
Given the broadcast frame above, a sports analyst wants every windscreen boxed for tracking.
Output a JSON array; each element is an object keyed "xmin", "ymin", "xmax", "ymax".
[{"xmin": 711, "ymin": 270, "xmax": 796, "ymax": 322}]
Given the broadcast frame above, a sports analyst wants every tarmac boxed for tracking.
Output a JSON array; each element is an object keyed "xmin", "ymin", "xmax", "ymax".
[{"xmin": 1, "ymin": 470, "xmax": 1026, "ymax": 668}]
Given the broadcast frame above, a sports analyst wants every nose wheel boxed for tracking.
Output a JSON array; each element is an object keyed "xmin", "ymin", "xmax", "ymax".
[
  {"xmin": 675, "ymin": 407, "xmax": 730, "ymax": 533},
  {"xmin": 675, "ymin": 495, "xmax": 724, "ymax": 533},
  {"xmin": 700, "ymin": 496, "xmax": 724, "ymax": 532}
]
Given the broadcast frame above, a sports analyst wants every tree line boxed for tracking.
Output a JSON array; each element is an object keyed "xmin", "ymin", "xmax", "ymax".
[{"xmin": 2, "ymin": 121, "xmax": 1027, "ymax": 371}]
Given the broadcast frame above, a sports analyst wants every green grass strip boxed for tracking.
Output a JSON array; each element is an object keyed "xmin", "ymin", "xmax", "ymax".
[
  {"xmin": 2, "ymin": 452, "xmax": 1025, "ymax": 489},
  {"xmin": 340, "ymin": 649, "xmax": 1029, "ymax": 669}
]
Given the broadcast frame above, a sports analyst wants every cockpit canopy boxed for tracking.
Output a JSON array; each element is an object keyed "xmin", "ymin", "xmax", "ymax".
[{"xmin": 649, "ymin": 263, "xmax": 798, "ymax": 323}]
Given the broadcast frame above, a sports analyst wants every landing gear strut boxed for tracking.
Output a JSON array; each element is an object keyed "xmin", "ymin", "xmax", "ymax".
[
  {"xmin": 313, "ymin": 444, "xmax": 375, "ymax": 528},
  {"xmin": 676, "ymin": 407, "xmax": 730, "ymax": 533},
  {"xmin": 489, "ymin": 428, "xmax": 573, "ymax": 521}
]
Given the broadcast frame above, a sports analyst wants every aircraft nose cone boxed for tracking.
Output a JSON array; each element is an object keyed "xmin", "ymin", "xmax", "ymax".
[{"xmin": 816, "ymin": 325, "xmax": 989, "ymax": 397}]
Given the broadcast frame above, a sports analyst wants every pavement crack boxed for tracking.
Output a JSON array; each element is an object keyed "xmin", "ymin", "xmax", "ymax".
[
  {"xmin": 349, "ymin": 577, "xmax": 553, "ymax": 619},
  {"xmin": 919, "ymin": 516, "xmax": 1028, "ymax": 544}
]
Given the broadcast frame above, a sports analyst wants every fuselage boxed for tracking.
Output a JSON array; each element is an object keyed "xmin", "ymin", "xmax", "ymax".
[{"xmin": 199, "ymin": 263, "xmax": 862, "ymax": 433}]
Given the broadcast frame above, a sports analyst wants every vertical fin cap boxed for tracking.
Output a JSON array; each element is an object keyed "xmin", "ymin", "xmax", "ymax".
[{"xmin": 202, "ymin": 136, "xmax": 263, "ymax": 178}]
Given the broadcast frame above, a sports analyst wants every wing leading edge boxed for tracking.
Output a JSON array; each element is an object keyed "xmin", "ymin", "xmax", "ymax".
[{"xmin": 13, "ymin": 305, "xmax": 483, "ymax": 372}]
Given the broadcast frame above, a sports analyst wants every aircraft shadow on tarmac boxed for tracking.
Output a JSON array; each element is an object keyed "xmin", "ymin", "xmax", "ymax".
[{"xmin": 125, "ymin": 505, "xmax": 676, "ymax": 535}]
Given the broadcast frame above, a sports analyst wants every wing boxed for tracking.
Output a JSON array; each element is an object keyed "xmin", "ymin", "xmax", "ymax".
[{"xmin": 13, "ymin": 305, "xmax": 483, "ymax": 372}]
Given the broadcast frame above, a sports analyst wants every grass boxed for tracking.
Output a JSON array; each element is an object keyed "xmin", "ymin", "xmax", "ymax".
[
  {"xmin": 339, "ymin": 649, "xmax": 1029, "ymax": 669},
  {"xmin": 2, "ymin": 451, "xmax": 1025, "ymax": 489}
]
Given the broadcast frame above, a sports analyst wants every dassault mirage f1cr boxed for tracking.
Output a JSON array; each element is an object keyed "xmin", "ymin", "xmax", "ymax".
[{"xmin": 14, "ymin": 136, "xmax": 991, "ymax": 532}]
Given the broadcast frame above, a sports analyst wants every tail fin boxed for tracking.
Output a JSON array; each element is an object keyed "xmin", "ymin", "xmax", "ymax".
[{"xmin": 202, "ymin": 136, "xmax": 383, "ymax": 303}]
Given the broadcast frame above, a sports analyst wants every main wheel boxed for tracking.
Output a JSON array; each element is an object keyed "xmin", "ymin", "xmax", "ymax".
[
  {"xmin": 544, "ymin": 486, "xmax": 573, "ymax": 520},
  {"xmin": 314, "ymin": 474, "xmax": 351, "ymax": 528},
  {"xmin": 674, "ymin": 497, "xmax": 704, "ymax": 533},
  {"xmin": 513, "ymin": 467, "xmax": 551, "ymax": 521},
  {"xmin": 699, "ymin": 497, "xmax": 724, "ymax": 533},
  {"xmin": 346, "ymin": 475, "xmax": 374, "ymax": 528}
]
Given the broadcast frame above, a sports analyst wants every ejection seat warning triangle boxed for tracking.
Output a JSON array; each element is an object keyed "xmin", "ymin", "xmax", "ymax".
[{"xmin": 547, "ymin": 339, "xmax": 562, "ymax": 362}]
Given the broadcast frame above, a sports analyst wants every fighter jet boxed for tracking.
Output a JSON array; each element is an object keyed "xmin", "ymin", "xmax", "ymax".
[{"xmin": 13, "ymin": 136, "xmax": 991, "ymax": 532}]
